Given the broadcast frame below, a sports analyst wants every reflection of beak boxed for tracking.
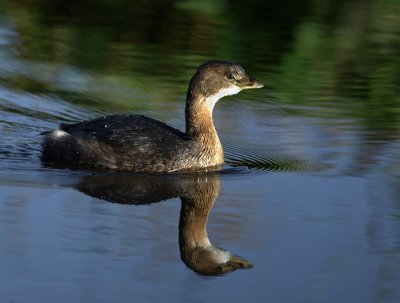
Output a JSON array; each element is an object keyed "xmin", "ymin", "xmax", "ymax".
[
  {"xmin": 238, "ymin": 77, "xmax": 264, "ymax": 89},
  {"xmin": 223, "ymin": 254, "xmax": 254, "ymax": 271}
]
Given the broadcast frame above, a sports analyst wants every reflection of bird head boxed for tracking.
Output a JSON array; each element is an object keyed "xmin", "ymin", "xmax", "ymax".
[{"xmin": 181, "ymin": 245, "xmax": 253, "ymax": 276}]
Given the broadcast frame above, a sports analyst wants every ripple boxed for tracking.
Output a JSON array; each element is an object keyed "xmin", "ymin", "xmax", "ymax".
[
  {"xmin": 224, "ymin": 145, "xmax": 332, "ymax": 172},
  {"xmin": 0, "ymin": 86, "xmax": 94, "ymax": 125}
]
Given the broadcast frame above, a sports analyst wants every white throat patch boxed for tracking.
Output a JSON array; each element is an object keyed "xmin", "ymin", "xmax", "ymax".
[{"xmin": 205, "ymin": 86, "xmax": 241, "ymax": 114}]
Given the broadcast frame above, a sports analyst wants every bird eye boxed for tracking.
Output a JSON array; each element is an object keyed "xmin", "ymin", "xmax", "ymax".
[{"xmin": 225, "ymin": 73, "xmax": 236, "ymax": 81}]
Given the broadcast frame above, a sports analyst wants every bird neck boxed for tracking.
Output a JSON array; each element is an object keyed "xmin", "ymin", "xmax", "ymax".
[
  {"xmin": 184, "ymin": 91, "xmax": 224, "ymax": 167},
  {"xmin": 185, "ymin": 93, "xmax": 216, "ymax": 137}
]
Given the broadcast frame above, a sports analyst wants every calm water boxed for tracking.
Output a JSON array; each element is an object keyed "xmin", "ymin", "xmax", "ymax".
[{"xmin": 1, "ymin": 1, "xmax": 400, "ymax": 302}]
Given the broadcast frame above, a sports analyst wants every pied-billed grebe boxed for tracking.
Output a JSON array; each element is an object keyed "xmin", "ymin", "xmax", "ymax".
[{"xmin": 41, "ymin": 61, "xmax": 263, "ymax": 172}]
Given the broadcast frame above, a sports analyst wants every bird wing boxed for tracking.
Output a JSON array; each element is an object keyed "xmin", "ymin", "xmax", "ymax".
[{"xmin": 60, "ymin": 114, "xmax": 187, "ymax": 154}]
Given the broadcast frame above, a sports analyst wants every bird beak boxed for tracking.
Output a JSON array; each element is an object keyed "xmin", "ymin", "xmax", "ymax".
[{"xmin": 237, "ymin": 77, "xmax": 264, "ymax": 89}]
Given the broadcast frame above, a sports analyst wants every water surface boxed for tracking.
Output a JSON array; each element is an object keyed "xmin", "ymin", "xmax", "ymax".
[{"xmin": 1, "ymin": 1, "xmax": 400, "ymax": 302}]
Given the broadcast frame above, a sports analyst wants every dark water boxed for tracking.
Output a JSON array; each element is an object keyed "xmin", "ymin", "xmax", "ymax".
[{"xmin": 1, "ymin": 1, "xmax": 400, "ymax": 302}]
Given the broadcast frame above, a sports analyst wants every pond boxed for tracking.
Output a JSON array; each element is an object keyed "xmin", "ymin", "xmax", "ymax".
[{"xmin": 0, "ymin": 1, "xmax": 400, "ymax": 302}]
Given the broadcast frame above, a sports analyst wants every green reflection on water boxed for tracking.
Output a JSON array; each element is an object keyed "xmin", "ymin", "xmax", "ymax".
[
  {"xmin": 277, "ymin": 0, "xmax": 400, "ymax": 133},
  {"xmin": 0, "ymin": 0, "xmax": 399, "ymax": 132}
]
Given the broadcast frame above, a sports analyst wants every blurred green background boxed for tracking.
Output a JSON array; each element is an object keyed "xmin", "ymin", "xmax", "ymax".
[{"xmin": 0, "ymin": 0, "xmax": 399, "ymax": 133}]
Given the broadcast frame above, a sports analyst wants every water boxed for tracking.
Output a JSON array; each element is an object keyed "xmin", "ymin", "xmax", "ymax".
[{"xmin": 1, "ymin": 1, "xmax": 400, "ymax": 302}]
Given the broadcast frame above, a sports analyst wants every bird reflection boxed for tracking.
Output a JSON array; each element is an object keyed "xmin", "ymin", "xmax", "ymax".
[{"xmin": 75, "ymin": 172, "xmax": 253, "ymax": 276}]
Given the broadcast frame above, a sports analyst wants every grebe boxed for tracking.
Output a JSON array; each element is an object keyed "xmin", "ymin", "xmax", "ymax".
[{"xmin": 41, "ymin": 61, "xmax": 263, "ymax": 172}]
